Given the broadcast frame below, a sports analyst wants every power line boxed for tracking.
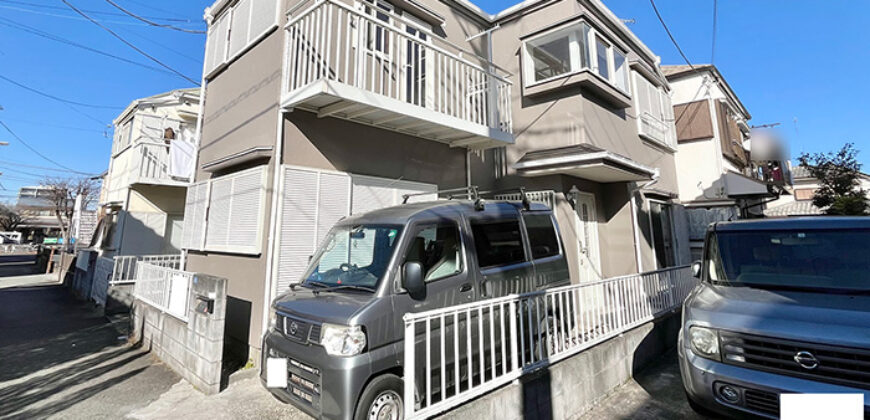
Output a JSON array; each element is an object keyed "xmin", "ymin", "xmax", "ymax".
[
  {"xmin": 122, "ymin": 27, "xmax": 203, "ymax": 64},
  {"xmin": 122, "ymin": 0, "xmax": 192, "ymax": 20},
  {"xmin": 0, "ymin": 120, "xmax": 93, "ymax": 175},
  {"xmin": 104, "ymin": 0, "xmax": 206, "ymax": 34},
  {"xmin": 0, "ymin": 3, "xmax": 187, "ymax": 28},
  {"xmin": 61, "ymin": 0, "xmax": 199, "ymax": 85},
  {"xmin": 0, "ymin": 0, "xmax": 196, "ymax": 23},
  {"xmin": 0, "ymin": 117, "xmax": 108, "ymax": 134},
  {"xmin": 0, "ymin": 73, "xmax": 123, "ymax": 109},
  {"xmin": 0, "ymin": 17, "xmax": 174, "ymax": 76},
  {"xmin": 0, "ymin": 159, "xmax": 96, "ymax": 175},
  {"xmin": 710, "ymin": 0, "xmax": 718, "ymax": 64},
  {"xmin": 648, "ymin": 0, "xmax": 696, "ymax": 71}
]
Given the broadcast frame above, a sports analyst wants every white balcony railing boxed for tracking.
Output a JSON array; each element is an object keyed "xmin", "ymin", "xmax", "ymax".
[
  {"xmin": 639, "ymin": 111, "xmax": 674, "ymax": 149},
  {"xmin": 403, "ymin": 266, "xmax": 696, "ymax": 419},
  {"xmin": 105, "ymin": 141, "xmax": 193, "ymax": 202},
  {"xmin": 283, "ymin": 0, "xmax": 513, "ymax": 146}
]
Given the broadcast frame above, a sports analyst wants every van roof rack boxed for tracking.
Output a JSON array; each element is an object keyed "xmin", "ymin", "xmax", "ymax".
[{"xmin": 402, "ymin": 186, "xmax": 532, "ymax": 211}]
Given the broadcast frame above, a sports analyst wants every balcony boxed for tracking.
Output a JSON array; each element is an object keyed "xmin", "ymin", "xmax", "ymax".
[
  {"xmin": 282, "ymin": 0, "xmax": 514, "ymax": 149},
  {"xmin": 105, "ymin": 141, "xmax": 193, "ymax": 203}
]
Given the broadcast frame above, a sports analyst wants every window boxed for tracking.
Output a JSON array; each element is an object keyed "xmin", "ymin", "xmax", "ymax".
[
  {"xmin": 613, "ymin": 50, "xmax": 628, "ymax": 93},
  {"xmin": 204, "ymin": 0, "xmax": 279, "ymax": 77},
  {"xmin": 182, "ymin": 166, "xmax": 268, "ymax": 254},
  {"xmin": 595, "ymin": 37, "xmax": 610, "ymax": 80},
  {"xmin": 634, "ymin": 71, "xmax": 676, "ymax": 148},
  {"xmin": 523, "ymin": 213, "xmax": 560, "ymax": 259},
  {"xmin": 525, "ymin": 26, "xmax": 582, "ymax": 83},
  {"xmin": 471, "ymin": 220, "xmax": 526, "ymax": 268},
  {"xmin": 405, "ymin": 224, "xmax": 463, "ymax": 282},
  {"xmin": 794, "ymin": 188, "xmax": 816, "ymax": 201},
  {"xmin": 523, "ymin": 20, "xmax": 629, "ymax": 94},
  {"xmin": 649, "ymin": 201, "xmax": 677, "ymax": 268}
]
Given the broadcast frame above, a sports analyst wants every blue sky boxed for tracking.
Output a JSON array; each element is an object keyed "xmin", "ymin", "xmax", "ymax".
[{"xmin": 0, "ymin": 1, "xmax": 867, "ymax": 200}]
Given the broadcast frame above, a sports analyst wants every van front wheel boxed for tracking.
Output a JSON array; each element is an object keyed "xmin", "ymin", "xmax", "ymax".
[{"xmin": 355, "ymin": 374, "xmax": 404, "ymax": 420}]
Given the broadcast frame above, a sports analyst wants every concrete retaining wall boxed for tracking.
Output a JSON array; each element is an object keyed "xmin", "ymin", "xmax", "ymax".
[
  {"xmin": 438, "ymin": 311, "xmax": 681, "ymax": 420},
  {"xmin": 131, "ymin": 274, "xmax": 227, "ymax": 394}
]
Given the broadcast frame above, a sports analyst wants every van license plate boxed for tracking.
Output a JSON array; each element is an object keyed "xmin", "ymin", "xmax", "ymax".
[{"xmin": 266, "ymin": 357, "xmax": 288, "ymax": 388}]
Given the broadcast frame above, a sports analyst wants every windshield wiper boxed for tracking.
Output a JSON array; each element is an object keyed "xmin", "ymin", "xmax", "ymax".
[
  {"xmin": 317, "ymin": 284, "xmax": 376, "ymax": 293},
  {"xmin": 300, "ymin": 280, "xmax": 331, "ymax": 289}
]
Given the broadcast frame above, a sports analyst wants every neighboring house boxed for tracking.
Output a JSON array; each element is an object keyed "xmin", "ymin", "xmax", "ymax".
[
  {"xmin": 764, "ymin": 165, "xmax": 870, "ymax": 217},
  {"xmin": 663, "ymin": 64, "xmax": 789, "ymax": 258},
  {"xmin": 186, "ymin": 0, "xmax": 689, "ymax": 362},
  {"xmin": 97, "ymin": 88, "xmax": 200, "ymax": 258},
  {"xmin": 15, "ymin": 186, "xmax": 62, "ymax": 243}
]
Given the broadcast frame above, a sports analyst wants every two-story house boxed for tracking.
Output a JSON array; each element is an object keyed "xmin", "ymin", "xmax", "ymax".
[
  {"xmin": 664, "ymin": 64, "xmax": 788, "ymax": 258},
  {"xmin": 185, "ymin": 0, "xmax": 688, "ymax": 363},
  {"xmin": 98, "ymin": 88, "xmax": 200, "ymax": 257},
  {"xmin": 764, "ymin": 165, "xmax": 870, "ymax": 217}
]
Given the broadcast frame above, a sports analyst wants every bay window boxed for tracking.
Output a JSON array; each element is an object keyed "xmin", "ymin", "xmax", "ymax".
[{"xmin": 523, "ymin": 20, "xmax": 630, "ymax": 95}]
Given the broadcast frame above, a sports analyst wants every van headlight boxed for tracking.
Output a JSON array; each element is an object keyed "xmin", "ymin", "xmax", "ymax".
[
  {"xmin": 689, "ymin": 326, "xmax": 720, "ymax": 360},
  {"xmin": 320, "ymin": 324, "xmax": 366, "ymax": 356},
  {"xmin": 269, "ymin": 308, "xmax": 278, "ymax": 330}
]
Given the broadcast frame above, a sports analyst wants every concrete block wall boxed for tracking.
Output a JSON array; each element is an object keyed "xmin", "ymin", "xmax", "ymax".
[
  {"xmin": 438, "ymin": 311, "xmax": 681, "ymax": 420},
  {"xmin": 132, "ymin": 273, "xmax": 228, "ymax": 394}
]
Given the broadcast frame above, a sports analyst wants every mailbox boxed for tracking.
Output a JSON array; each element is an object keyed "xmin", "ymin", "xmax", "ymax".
[{"xmin": 195, "ymin": 295, "xmax": 214, "ymax": 315}]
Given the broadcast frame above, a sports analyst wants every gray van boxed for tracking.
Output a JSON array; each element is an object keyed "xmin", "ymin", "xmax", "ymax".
[
  {"xmin": 680, "ymin": 217, "xmax": 870, "ymax": 418},
  {"xmin": 260, "ymin": 199, "xmax": 569, "ymax": 420}
]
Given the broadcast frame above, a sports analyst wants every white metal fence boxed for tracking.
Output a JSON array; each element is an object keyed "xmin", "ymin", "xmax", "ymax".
[
  {"xmin": 0, "ymin": 244, "xmax": 36, "ymax": 255},
  {"xmin": 403, "ymin": 266, "xmax": 696, "ymax": 419},
  {"xmin": 284, "ymin": 0, "xmax": 513, "ymax": 133},
  {"xmin": 111, "ymin": 254, "xmax": 182, "ymax": 285},
  {"xmin": 132, "ymin": 261, "xmax": 194, "ymax": 321}
]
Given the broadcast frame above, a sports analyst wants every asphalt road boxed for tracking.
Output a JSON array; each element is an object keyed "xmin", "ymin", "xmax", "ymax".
[{"xmin": 0, "ymin": 263, "xmax": 309, "ymax": 420}]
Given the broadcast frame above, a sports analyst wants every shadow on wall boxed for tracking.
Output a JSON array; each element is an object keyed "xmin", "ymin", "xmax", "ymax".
[
  {"xmin": 114, "ymin": 211, "xmax": 178, "ymax": 256},
  {"xmin": 222, "ymin": 296, "xmax": 252, "ymax": 389}
]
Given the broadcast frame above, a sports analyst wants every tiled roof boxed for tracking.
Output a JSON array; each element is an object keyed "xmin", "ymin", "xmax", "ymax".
[
  {"xmin": 661, "ymin": 64, "xmax": 712, "ymax": 78},
  {"xmin": 763, "ymin": 200, "xmax": 825, "ymax": 217}
]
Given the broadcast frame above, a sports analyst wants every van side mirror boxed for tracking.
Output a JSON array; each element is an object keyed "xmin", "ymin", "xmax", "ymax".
[
  {"xmin": 403, "ymin": 261, "xmax": 426, "ymax": 300},
  {"xmin": 691, "ymin": 260, "xmax": 703, "ymax": 278}
]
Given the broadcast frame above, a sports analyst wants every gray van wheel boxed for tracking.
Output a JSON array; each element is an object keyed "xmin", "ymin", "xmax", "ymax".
[{"xmin": 355, "ymin": 374, "xmax": 404, "ymax": 420}]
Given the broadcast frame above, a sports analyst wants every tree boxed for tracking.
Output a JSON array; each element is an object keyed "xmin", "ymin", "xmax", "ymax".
[
  {"xmin": 39, "ymin": 177, "xmax": 98, "ymax": 249},
  {"xmin": 798, "ymin": 143, "xmax": 869, "ymax": 216},
  {"xmin": 0, "ymin": 203, "xmax": 27, "ymax": 231}
]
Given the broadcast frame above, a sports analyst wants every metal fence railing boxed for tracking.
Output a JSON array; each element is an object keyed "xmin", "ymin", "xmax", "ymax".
[
  {"xmin": 402, "ymin": 266, "xmax": 696, "ymax": 419},
  {"xmin": 110, "ymin": 254, "xmax": 182, "ymax": 285},
  {"xmin": 0, "ymin": 244, "xmax": 37, "ymax": 255},
  {"xmin": 132, "ymin": 261, "xmax": 194, "ymax": 321}
]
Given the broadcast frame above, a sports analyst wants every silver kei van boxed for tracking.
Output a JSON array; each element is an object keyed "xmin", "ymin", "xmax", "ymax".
[
  {"xmin": 680, "ymin": 217, "xmax": 870, "ymax": 418},
  {"xmin": 260, "ymin": 199, "xmax": 569, "ymax": 420}
]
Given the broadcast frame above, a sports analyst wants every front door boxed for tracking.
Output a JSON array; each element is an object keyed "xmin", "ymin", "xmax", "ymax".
[{"xmin": 574, "ymin": 192, "xmax": 601, "ymax": 282}]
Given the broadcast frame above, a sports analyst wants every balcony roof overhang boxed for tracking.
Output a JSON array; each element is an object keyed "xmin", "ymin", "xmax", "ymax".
[
  {"xmin": 513, "ymin": 144, "xmax": 657, "ymax": 183},
  {"xmin": 723, "ymin": 171, "xmax": 776, "ymax": 198},
  {"xmin": 201, "ymin": 146, "xmax": 273, "ymax": 173},
  {"xmin": 281, "ymin": 80, "xmax": 514, "ymax": 150}
]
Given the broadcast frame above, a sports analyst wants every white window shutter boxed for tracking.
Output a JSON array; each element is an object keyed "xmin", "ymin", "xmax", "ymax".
[
  {"xmin": 276, "ymin": 168, "xmax": 320, "ymax": 291},
  {"xmin": 351, "ymin": 176, "xmax": 398, "ymax": 215},
  {"xmin": 205, "ymin": 177, "xmax": 232, "ymax": 249},
  {"xmin": 228, "ymin": 0, "xmax": 251, "ymax": 57},
  {"xmin": 316, "ymin": 172, "xmax": 351, "ymax": 246},
  {"xmin": 204, "ymin": 166, "xmax": 266, "ymax": 254},
  {"xmin": 182, "ymin": 182, "xmax": 208, "ymax": 250},
  {"xmin": 250, "ymin": 0, "xmax": 277, "ymax": 40},
  {"xmin": 227, "ymin": 167, "xmax": 266, "ymax": 250}
]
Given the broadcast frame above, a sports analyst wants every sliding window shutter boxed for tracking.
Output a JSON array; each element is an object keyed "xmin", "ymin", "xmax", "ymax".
[
  {"xmin": 250, "ymin": 0, "xmax": 278, "ymax": 39},
  {"xmin": 228, "ymin": 0, "xmax": 251, "ymax": 57},
  {"xmin": 204, "ymin": 166, "xmax": 267, "ymax": 254},
  {"xmin": 316, "ymin": 173, "xmax": 352, "ymax": 246},
  {"xmin": 182, "ymin": 182, "xmax": 209, "ymax": 250},
  {"xmin": 276, "ymin": 168, "xmax": 319, "ymax": 291},
  {"xmin": 351, "ymin": 176, "xmax": 397, "ymax": 215}
]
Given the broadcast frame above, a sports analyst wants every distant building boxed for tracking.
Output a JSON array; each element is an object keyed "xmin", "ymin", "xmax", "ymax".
[
  {"xmin": 96, "ymin": 88, "xmax": 200, "ymax": 257},
  {"xmin": 764, "ymin": 165, "xmax": 870, "ymax": 217},
  {"xmin": 15, "ymin": 186, "xmax": 62, "ymax": 243}
]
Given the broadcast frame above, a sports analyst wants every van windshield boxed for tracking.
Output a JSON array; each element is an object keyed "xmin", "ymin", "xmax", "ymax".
[
  {"xmin": 706, "ymin": 229, "xmax": 870, "ymax": 292},
  {"xmin": 301, "ymin": 224, "xmax": 403, "ymax": 291}
]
